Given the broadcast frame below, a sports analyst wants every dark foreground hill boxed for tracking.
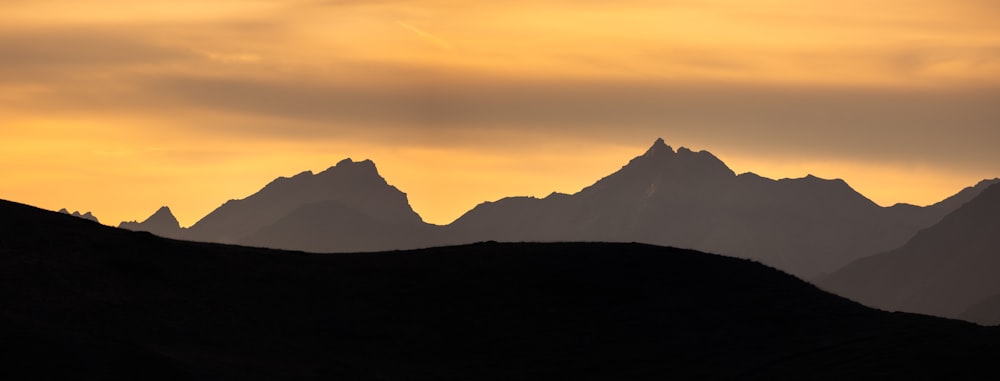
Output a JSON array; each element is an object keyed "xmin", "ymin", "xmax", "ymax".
[{"xmin": 2, "ymin": 199, "xmax": 998, "ymax": 380}]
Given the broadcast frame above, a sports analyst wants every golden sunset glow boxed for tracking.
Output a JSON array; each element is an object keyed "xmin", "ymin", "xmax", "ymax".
[{"xmin": 2, "ymin": 0, "xmax": 999, "ymax": 225}]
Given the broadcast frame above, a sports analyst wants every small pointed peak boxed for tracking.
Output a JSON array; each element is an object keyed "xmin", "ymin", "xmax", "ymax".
[
  {"xmin": 336, "ymin": 158, "xmax": 354, "ymax": 167},
  {"xmin": 153, "ymin": 206, "xmax": 174, "ymax": 216},
  {"xmin": 643, "ymin": 138, "xmax": 674, "ymax": 157},
  {"xmin": 143, "ymin": 206, "xmax": 180, "ymax": 226}
]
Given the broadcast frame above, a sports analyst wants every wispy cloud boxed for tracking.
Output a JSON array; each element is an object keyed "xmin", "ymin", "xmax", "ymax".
[
  {"xmin": 194, "ymin": 49, "xmax": 262, "ymax": 63},
  {"xmin": 397, "ymin": 21, "xmax": 454, "ymax": 51}
]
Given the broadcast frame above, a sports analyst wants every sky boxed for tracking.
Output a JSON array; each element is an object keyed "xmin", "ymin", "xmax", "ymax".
[{"xmin": 2, "ymin": 0, "xmax": 999, "ymax": 226}]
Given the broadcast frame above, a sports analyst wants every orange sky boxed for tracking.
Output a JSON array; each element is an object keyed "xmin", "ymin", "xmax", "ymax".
[{"xmin": 2, "ymin": 0, "xmax": 999, "ymax": 226}]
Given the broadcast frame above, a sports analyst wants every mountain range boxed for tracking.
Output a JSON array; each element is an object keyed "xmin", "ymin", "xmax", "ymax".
[
  {"xmin": 447, "ymin": 139, "xmax": 997, "ymax": 279},
  {"xmin": 820, "ymin": 181, "xmax": 1000, "ymax": 324},
  {"xmin": 119, "ymin": 138, "xmax": 998, "ymax": 281},
  {"xmin": 58, "ymin": 208, "xmax": 99, "ymax": 223},
  {"xmin": 4, "ymin": 199, "xmax": 999, "ymax": 379}
]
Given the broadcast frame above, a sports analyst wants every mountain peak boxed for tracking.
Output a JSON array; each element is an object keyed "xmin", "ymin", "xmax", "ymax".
[
  {"xmin": 148, "ymin": 206, "xmax": 178, "ymax": 223},
  {"xmin": 118, "ymin": 205, "xmax": 182, "ymax": 238},
  {"xmin": 330, "ymin": 158, "xmax": 379, "ymax": 173},
  {"xmin": 643, "ymin": 138, "xmax": 674, "ymax": 157},
  {"xmin": 187, "ymin": 157, "xmax": 425, "ymax": 246}
]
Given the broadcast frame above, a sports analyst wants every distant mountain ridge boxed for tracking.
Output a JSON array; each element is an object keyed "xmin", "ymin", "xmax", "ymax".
[
  {"xmin": 116, "ymin": 138, "xmax": 998, "ymax": 280},
  {"xmin": 59, "ymin": 208, "xmax": 99, "ymax": 223},
  {"xmin": 446, "ymin": 139, "xmax": 997, "ymax": 278},
  {"xmin": 820, "ymin": 182, "xmax": 1000, "ymax": 321}
]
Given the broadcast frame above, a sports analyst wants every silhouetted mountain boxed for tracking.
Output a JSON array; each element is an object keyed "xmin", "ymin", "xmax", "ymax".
[
  {"xmin": 127, "ymin": 139, "xmax": 993, "ymax": 278},
  {"xmin": 242, "ymin": 199, "xmax": 440, "ymax": 252},
  {"xmin": 118, "ymin": 206, "xmax": 185, "ymax": 239},
  {"xmin": 58, "ymin": 208, "xmax": 99, "ymax": 223},
  {"xmin": 2, "ymin": 198, "xmax": 998, "ymax": 379},
  {"xmin": 926, "ymin": 178, "xmax": 1000, "ymax": 214},
  {"xmin": 448, "ymin": 139, "xmax": 993, "ymax": 279},
  {"xmin": 185, "ymin": 158, "xmax": 437, "ymax": 251},
  {"xmin": 820, "ymin": 183, "xmax": 1000, "ymax": 321}
]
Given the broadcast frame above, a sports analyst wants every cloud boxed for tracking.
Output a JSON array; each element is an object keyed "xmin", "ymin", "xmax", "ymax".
[
  {"xmin": 195, "ymin": 49, "xmax": 263, "ymax": 63},
  {"xmin": 2, "ymin": 0, "xmax": 999, "ymax": 174},
  {"xmin": 397, "ymin": 21, "xmax": 454, "ymax": 51},
  {"xmin": 0, "ymin": 28, "xmax": 194, "ymax": 79},
  {"xmin": 50, "ymin": 71, "xmax": 976, "ymax": 170}
]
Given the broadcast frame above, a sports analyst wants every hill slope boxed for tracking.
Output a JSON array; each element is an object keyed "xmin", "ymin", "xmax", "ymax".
[{"xmin": 1, "ymin": 199, "xmax": 998, "ymax": 379}]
